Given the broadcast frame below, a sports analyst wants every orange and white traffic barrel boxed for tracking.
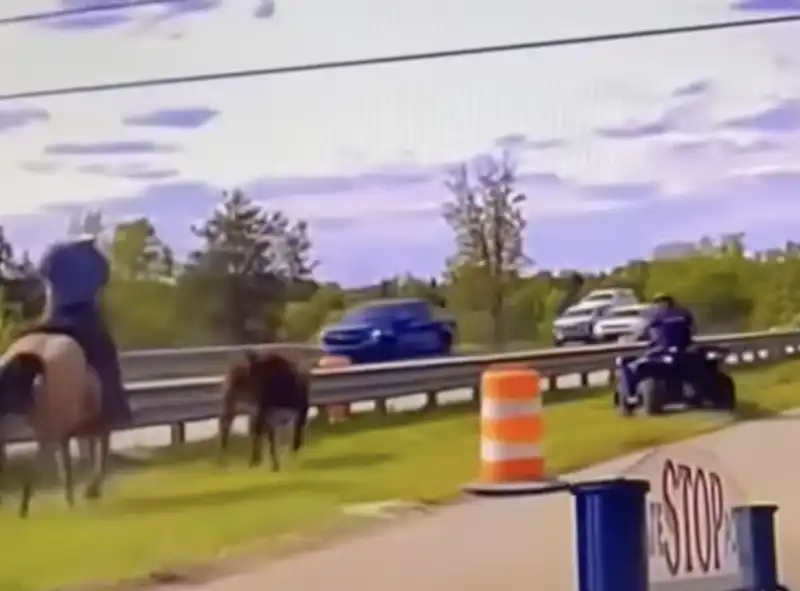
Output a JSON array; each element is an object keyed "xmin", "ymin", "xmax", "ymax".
[
  {"xmin": 464, "ymin": 366, "xmax": 567, "ymax": 496},
  {"xmin": 317, "ymin": 355, "xmax": 351, "ymax": 423}
]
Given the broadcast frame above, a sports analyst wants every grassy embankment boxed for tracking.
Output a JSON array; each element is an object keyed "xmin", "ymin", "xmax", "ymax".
[{"xmin": 2, "ymin": 360, "xmax": 800, "ymax": 591}]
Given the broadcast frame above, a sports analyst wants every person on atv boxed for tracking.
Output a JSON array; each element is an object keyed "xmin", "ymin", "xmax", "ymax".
[{"xmin": 617, "ymin": 293, "xmax": 696, "ymax": 399}]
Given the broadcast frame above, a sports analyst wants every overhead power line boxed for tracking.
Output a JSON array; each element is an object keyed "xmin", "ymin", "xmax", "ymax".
[
  {"xmin": 1, "ymin": 12, "xmax": 799, "ymax": 102},
  {"xmin": 0, "ymin": 0, "xmax": 190, "ymax": 26}
]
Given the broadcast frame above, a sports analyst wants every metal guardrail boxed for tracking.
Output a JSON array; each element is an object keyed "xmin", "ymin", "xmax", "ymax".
[
  {"xmin": 119, "ymin": 342, "xmax": 322, "ymax": 381},
  {"xmin": 8, "ymin": 329, "xmax": 800, "ymax": 445}
]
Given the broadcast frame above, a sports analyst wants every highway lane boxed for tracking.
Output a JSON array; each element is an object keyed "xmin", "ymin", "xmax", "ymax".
[{"xmin": 5, "ymin": 371, "xmax": 606, "ymax": 457}]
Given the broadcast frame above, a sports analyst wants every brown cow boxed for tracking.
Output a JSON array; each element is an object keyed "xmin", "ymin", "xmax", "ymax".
[{"xmin": 218, "ymin": 351, "xmax": 310, "ymax": 470}]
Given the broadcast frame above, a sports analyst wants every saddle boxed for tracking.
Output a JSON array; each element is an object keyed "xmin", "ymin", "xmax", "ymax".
[
  {"xmin": 22, "ymin": 323, "xmax": 99, "ymax": 369},
  {"xmin": 21, "ymin": 321, "xmax": 131, "ymax": 426}
]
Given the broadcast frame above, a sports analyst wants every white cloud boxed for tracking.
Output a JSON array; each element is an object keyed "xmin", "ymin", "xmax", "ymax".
[
  {"xmin": 0, "ymin": 2, "xmax": 796, "ymax": 213},
  {"xmin": 0, "ymin": 0, "xmax": 798, "ymax": 283}
]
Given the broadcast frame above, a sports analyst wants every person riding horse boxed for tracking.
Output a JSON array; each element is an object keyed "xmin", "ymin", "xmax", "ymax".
[{"xmin": 31, "ymin": 234, "xmax": 131, "ymax": 427}]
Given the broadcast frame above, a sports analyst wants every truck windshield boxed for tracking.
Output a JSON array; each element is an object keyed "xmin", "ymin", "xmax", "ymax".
[{"xmin": 343, "ymin": 301, "xmax": 428, "ymax": 323}]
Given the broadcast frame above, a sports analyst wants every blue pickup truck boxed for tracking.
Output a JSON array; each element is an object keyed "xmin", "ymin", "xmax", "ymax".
[{"xmin": 319, "ymin": 298, "xmax": 457, "ymax": 364}]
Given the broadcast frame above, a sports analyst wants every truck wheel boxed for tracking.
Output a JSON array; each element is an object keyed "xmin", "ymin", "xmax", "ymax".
[{"xmin": 638, "ymin": 378, "xmax": 666, "ymax": 416}]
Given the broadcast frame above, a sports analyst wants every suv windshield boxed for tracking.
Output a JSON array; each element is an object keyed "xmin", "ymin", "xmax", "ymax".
[
  {"xmin": 607, "ymin": 307, "xmax": 647, "ymax": 319},
  {"xmin": 562, "ymin": 307, "xmax": 599, "ymax": 318},
  {"xmin": 583, "ymin": 292, "xmax": 615, "ymax": 302}
]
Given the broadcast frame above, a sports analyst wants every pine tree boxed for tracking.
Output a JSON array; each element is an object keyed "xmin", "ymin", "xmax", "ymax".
[{"xmin": 187, "ymin": 189, "xmax": 315, "ymax": 342}]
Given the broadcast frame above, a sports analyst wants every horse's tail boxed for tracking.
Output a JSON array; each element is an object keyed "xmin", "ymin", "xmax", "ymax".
[{"xmin": 0, "ymin": 352, "xmax": 46, "ymax": 414}]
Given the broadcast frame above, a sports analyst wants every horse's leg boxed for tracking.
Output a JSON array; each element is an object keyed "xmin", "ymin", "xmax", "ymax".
[
  {"xmin": 82, "ymin": 435, "xmax": 97, "ymax": 478},
  {"xmin": 57, "ymin": 438, "xmax": 75, "ymax": 507},
  {"xmin": 20, "ymin": 440, "xmax": 56, "ymax": 518},
  {"xmin": 84, "ymin": 430, "xmax": 109, "ymax": 500},
  {"xmin": 77, "ymin": 438, "xmax": 92, "ymax": 468}
]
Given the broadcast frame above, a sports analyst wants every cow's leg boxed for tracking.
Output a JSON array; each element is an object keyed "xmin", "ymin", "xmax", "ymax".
[
  {"xmin": 266, "ymin": 421, "xmax": 280, "ymax": 472},
  {"xmin": 249, "ymin": 412, "xmax": 265, "ymax": 468},
  {"xmin": 218, "ymin": 397, "xmax": 236, "ymax": 465}
]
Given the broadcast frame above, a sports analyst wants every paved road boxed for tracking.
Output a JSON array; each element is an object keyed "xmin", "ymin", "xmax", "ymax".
[{"xmin": 164, "ymin": 409, "xmax": 800, "ymax": 591}]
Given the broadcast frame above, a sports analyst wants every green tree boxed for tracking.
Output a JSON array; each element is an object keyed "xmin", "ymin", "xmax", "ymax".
[
  {"xmin": 187, "ymin": 189, "xmax": 316, "ymax": 343},
  {"xmin": 103, "ymin": 219, "xmax": 180, "ymax": 348},
  {"xmin": 281, "ymin": 284, "xmax": 345, "ymax": 341},
  {"xmin": 109, "ymin": 218, "xmax": 173, "ymax": 280},
  {"xmin": 443, "ymin": 153, "xmax": 530, "ymax": 348}
]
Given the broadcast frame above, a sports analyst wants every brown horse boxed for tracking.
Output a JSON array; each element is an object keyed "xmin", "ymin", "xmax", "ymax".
[
  {"xmin": 0, "ymin": 333, "xmax": 111, "ymax": 517},
  {"xmin": 218, "ymin": 351, "xmax": 310, "ymax": 470}
]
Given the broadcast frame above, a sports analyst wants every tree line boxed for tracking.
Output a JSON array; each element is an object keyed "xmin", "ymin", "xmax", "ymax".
[{"xmin": 0, "ymin": 154, "xmax": 797, "ymax": 351}]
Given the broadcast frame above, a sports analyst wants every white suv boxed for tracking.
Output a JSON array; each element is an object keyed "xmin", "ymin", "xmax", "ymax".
[
  {"xmin": 578, "ymin": 288, "xmax": 638, "ymax": 308},
  {"xmin": 592, "ymin": 303, "xmax": 653, "ymax": 343},
  {"xmin": 552, "ymin": 288, "xmax": 639, "ymax": 346}
]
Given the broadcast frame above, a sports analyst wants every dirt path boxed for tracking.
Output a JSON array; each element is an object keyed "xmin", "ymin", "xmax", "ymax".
[{"xmin": 167, "ymin": 411, "xmax": 800, "ymax": 591}]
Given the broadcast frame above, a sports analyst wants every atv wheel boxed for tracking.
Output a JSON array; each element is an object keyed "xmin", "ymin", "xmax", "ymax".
[
  {"xmin": 638, "ymin": 378, "xmax": 666, "ymax": 416},
  {"xmin": 712, "ymin": 372, "xmax": 736, "ymax": 410}
]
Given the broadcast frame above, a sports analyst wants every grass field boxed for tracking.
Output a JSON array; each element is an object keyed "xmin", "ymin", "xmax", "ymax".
[{"xmin": 4, "ymin": 361, "xmax": 800, "ymax": 591}]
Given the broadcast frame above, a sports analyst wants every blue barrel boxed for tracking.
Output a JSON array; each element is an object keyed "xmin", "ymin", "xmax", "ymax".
[
  {"xmin": 734, "ymin": 504, "xmax": 780, "ymax": 590},
  {"xmin": 572, "ymin": 478, "xmax": 650, "ymax": 591}
]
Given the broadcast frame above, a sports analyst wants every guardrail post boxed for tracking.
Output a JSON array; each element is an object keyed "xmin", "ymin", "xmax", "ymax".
[
  {"xmin": 572, "ymin": 478, "xmax": 649, "ymax": 591},
  {"xmin": 607, "ymin": 366, "xmax": 617, "ymax": 389},
  {"xmin": 471, "ymin": 377, "xmax": 481, "ymax": 406},
  {"xmin": 374, "ymin": 399, "xmax": 388, "ymax": 415},
  {"xmin": 579, "ymin": 372, "xmax": 589, "ymax": 388},
  {"xmin": 547, "ymin": 376, "xmax": 558, "ymax": 392},
  {"xmin": 734, "ymin": 504, "xmax": 782, "ymax": 590},
  {"xmin": 424, "ymin": 391, "xmax": 437, "ymax": 410},
  {"xmin": 170, "ymin": 422, "xmax": 186, "ymax": 445}
]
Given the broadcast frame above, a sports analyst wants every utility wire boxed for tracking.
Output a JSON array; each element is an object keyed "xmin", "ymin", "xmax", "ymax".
[
  {"xmin": 0, "ymin": 0, "xmax": 190, "ymax": 26},
  {"xmin": 1, "ymin": 12, "xmax": 799, "ymax": 102}
]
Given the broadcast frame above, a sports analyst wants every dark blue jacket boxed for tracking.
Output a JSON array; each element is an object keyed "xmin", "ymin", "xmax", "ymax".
[{"xmin": 643, "ymin": 306, "xmax": 695, "ymax": 350}]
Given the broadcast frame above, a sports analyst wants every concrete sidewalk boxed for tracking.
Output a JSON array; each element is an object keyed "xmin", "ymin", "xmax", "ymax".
[{"xmin": 167, "ymin": 411, "xmax": 800, "ymax": 591}]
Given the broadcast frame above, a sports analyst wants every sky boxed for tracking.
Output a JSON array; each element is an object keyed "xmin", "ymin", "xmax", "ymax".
[{"xmin": 1, "ymin": 0, "xmax": 800, "ymax": 285}]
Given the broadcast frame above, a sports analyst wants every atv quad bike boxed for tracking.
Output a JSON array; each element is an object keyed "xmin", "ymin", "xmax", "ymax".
[{"xmin": 613, "ymin": 344, "xmax": 736, "ymax": 417}]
